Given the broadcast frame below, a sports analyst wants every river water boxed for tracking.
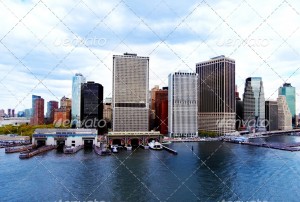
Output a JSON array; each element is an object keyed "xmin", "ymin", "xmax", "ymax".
[{"xmin": 1, "ymin": 135, "xmax": 300, "ymax": 202}]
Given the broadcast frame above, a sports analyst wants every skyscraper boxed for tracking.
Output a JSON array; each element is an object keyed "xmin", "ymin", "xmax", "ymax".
[
  {"xmin": 81, "ymin": 81, "xmax": 103, "ymax": 134},
  {"xmin": 154, "ymin": 87, "xmax": 168, "ymax": 133},
  {"xmin": 71, "ymin": 73, "xmax": 86, "ymax": 127},
  {"xmin": 168, "ymin": 72, "xmax": 198, "ymax": 137},
  {"xmin": 265, "ymin": 101, "xmax": 278, "ymax": 131},
  {"xmin": 196, "ymin": 56, "xmax": 235, "ymax": 134},
  {"xmin": 277, "ymin": 95, "xmax": 292, "ymax": 130},
  {"xmin": 243, "ymin": 77, "xmax": 265, "ymax": 131},
  {"xmin": 46, "ymin": 101, "xmax": 58, "ymax": 124},
  {"xmin": 32, "ymin": 95, "xmax": 41, "ymax": 117},
  {"xmin": 32, "ymin": 97, "xmax": 44, "ymax": 125},
  {"xmin": 278, "ymin": 83, "xmax": 296, "ymax": 126},
  {"xmin": 112, "ymin": 53, "xmax": 149, "ymax": 131}
]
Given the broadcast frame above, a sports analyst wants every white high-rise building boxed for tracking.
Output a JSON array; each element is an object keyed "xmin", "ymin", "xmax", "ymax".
[
  {"xmin": 168, "ymin": 71, "xmax": 198, "ymax": 137},
  {"xmin": 71, "ymin": 73, "xmax": 86, "ymax": 127},
  {"xmin": 277, "ymin": 95, "xmax": 292, "ymax": 130},
  {"xmin": 112, "ymin": 53, "xmax": 149, "ymax": 131}
]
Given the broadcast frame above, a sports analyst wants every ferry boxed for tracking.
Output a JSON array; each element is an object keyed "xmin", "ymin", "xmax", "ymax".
[{"xmin": 148, "ymin": 140, "xmax": 163, "ymax": 150}]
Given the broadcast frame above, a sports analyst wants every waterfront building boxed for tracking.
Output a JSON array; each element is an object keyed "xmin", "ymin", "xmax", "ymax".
[
  {"xmin": 277, "ymin": 95, "xmax": 292, "ymax": 130},
  {"xmin": 278, "ymin": 83, "xmax": 296, "ymax": 126},
  {"xmin": 243, "ymin": 77, "xmax": 265, "ymax": 131},
  {"xmin": 112, "ymin": 53, "xmax": 149, "ymax": 131},
  {"xmin": 196, "ymin": 56, "xmax": 236, "ymax": 134},
  {"xmin": 168, "ymin": 71, "xmax": 198, "ymax": 137},
  {"xmin": 32, "ymin": 128, "xmax": 97, "ymax": 148},
  {"xmin": 71, "ymin": 73, "xmax": 86, "ymax": 127},
  {"xmin": 46, "ymin": 101, "xmax": 58, "ymax": 124},
  {"xmin": 265, "ymin": 101, "xmax": 278, "ymax": 131},
  {"xmin": 81, "ymin": 81, "xmax": 103, "ymax": 134},
  {"xmin": 0, "ymin": 135, "xmax": 31, "ymax": 146},
  {"xmin": 103, "ymin": 97, "xmax": 112, "ymax": 129},
  {"xmin": 32, "ymin": 97, "xmax": 44, "ymax": 125}
]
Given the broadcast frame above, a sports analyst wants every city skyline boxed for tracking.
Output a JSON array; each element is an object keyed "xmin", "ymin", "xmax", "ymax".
[{"xmin": 1, "ymin": 0, "xmax": 300, "ymax": 113}]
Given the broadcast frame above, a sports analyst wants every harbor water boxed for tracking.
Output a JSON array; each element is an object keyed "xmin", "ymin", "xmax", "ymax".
[{"xmin": 1, "ymin": 135, "xmax": 300, "ymax": 201}]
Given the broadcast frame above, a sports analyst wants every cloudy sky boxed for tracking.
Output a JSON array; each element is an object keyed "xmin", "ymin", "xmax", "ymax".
[{"xmin": 1, "ymin": 0, "xmax": 300, "ymax": 113}]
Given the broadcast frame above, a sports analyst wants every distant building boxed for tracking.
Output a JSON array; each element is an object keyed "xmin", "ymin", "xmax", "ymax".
[
  {"xmin": 112, "ymin": 53, "xmax": 149, "ymax": 132},
  {"xmin": 81, "ymin": 81, "xmax": 103, "ymax": 134},
  {"xmin": 265, "ymin": 101, "xmax": 278, "ymax": 131},
  {"xmin": 60, "ymin": 96, "xmax": 72, "ymax": 111},
  {"xmin": 277, "ymin": 95, "xmax": 292, "ymax": 130},
  {"xmin": 71, "ymin": 73, "xmax": 86, "ymax": 127},
  {"xmin": 8, "ymin": 109, "xmax": 11, "ymax": 117},
  {"xmin": 12, "ymin": 109, "xmax": 15, "ymax": 117},
  {"xmin": 196, "ymin": 56, "xmax": 236, "ymax": 134},
  {"xmin": 32, "ymin": 95, "xmax": 41, "ymax": 117},
  {"xmin": 0, "ymin": 109, "xmax": 5, "ymax": 117},
  {"xmin": 54, "ymin": 96, "xmax": 72, "ymax": 127},
  {"xmin": 46, "ymin": 101, "xmax": 58, "ymax": 124},
  {"xmin": 17, "ymin": 111, "xmax": 25, "ymax": 117},
  {"xmin": 153, "ymin": 87, "xmax": 168, "ymax": 134},
  {"xmin": 31, "ymin": 97, "xmax": 44, "ymax": 125},
  {"xmin": 243, "ymin": 77, "xmax": 265, "ymax": 131},
  {"xmin": 278, "ymin": 83, "xmax": 296, "ymax": 126},
  {"xmin": 168, "ymin": 72, "xmax": 198, "ymax": 137},
  {"xmin": 24, "ymin": 109, "xmax": 31, "ymax": 118},
  {"xmin": 235, "ymin": 86, "xmax": 244, "ymax": 130}
]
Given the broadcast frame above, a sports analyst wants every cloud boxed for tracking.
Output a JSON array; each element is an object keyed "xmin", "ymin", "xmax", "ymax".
[{"xmin": 1, "ymin": 0, "xmax": 300, "ymax": 114}]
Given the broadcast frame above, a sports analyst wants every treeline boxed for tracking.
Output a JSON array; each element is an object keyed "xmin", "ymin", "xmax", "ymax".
[{"xmin": 0, "ymin": 124, "xmax": 63, "ymax": 137}]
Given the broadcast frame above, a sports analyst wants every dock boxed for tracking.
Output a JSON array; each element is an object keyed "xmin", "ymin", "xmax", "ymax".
[
  {"xmin": 5, "ymin": 145, "xmax": 34, "ymax": 153},
  {"xmin": 226, "ymin": 140, "xmax": 300, "ymax": 152},
  {"xmin": 94, "ymin": 145, "xmax": 111, "ymax": 156},
  {"xmin": 162, "ymin": 145, "xmax": 178, "ymax": 155},
  {"xmin": 19, "ymin": 145, "xmax": 55, "ymax": 159}
]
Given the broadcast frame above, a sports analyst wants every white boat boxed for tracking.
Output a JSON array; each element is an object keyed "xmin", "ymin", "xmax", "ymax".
[
  {"xmin": 161, "ymin": 141, "xmax": 172, "ymax": 145},
  {"xmin": 125, "ymin": 145, "xmax": 132, "ymax": 150},
  {"xmin": 111, "ymin": 145, "xmax": 118, "ymax": 153},
  {"xmin": 148, "ymin": 140, "xmax": 163, "ymax": 150}
]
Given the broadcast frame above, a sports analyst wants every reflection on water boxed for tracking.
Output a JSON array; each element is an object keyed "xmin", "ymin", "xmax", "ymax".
[{"xmin": 1, "ymin": 137, "xmax": 300, "ymax": 201}]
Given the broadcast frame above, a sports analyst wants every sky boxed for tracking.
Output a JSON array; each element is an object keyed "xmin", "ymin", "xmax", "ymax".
[{"xmin": 1, "ymin": 0, "xmax": 300, "ymax": 113}]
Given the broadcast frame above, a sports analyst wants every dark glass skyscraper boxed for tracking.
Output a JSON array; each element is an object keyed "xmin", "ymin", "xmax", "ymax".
[
  {"xmin": 243, "ymin": 77, "xmax": 265, "ymax": 131},
  {"xmin": 46, "ymin": 101, "xmax": 58, "ymax": 124},
  {"xmin": 32, "ymin": 95, "xmax": 41, "ymax": 117},
  {"xmin": 81, "ymin": 81, "xmax": 103, "ymax": 134},
  {"xmin": 196, "ymin": 56, "xmax": 235, "ymax": 134},
  {"xmin": 265, "ymin": 101, "xmax": 278, "ymax": 131}
]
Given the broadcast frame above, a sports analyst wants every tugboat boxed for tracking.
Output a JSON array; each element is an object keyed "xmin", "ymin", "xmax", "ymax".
[{"xmin": 111, "ymin": 145, "xmax": 118, "ymax": 153}]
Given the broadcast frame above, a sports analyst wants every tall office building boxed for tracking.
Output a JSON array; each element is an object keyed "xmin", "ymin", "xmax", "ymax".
[
  {"xmin": 32, "ymin": 98, "xmax": 44, "ymax": 125},
  {"xmin": 265, "ymin": 101, "xmax": 278, "ymax": 131},
  {"xmin": 46, "ymin": 101, "xmax": 58, "ymax": 124},
  {"xmin": 243, "ymin": 77, "xmax": 265, "ymax": 131},
  {"xmin": 60, "ymin": 96, "xmax": 72, "ymax": 111},
  {"xmin": 81, "ymin": 81, "xmax": 104, "ymax": 134},
  {"xmin": 279, "ymin": 83, "xmax": 296, "ymax": 126},
  {"xmin": 7, "ymin": 109, "xmax": 11, "ymax": 117},
  {"xmin": 235, "ymin": 87, "xmax": 244, "ymax": 130},
  {"xmin": 154, "ymin": 87, "xmax": 168, "ymax": 133},
  {"xmin": 32, "ymin": 95, "xmax": 41, "ymax": 117},
  {"xmin": 168, "ymin": 72, "xmax": 198, "ymax": 137},
  {"xmin": 112, "ymin": 53, "xmax": 149, "ymax": 131},
  {"xmin": 71, "ymin": 73, "xmax": 86, "ymax": 127},
  {"xmin": 54, "ymin": 96, "xmax": 72, "ymax": 126},
  {"xmin": 196, "ymin": 56, "xmax": 235, "ymax": 134},
  {"xmin": 277, "ymin": 95, "xmax": 292, "ymax": 130}
]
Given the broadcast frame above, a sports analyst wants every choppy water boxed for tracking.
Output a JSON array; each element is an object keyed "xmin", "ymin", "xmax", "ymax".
[{"xmin": 1, "ymin": 135, "xmax": 300, "ymax": 202}]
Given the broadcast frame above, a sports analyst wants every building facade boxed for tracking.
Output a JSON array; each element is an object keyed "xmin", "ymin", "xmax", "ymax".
[
  {"xmin": 32, "ymin": 95, "xmax": 41, "ymax": 117},
  {"xmin": 32, "ymin": 98, "xmax": 44, "ymax": 125},
  {"xmin": 278, "ymin": 83, "xmax": 296, "ymax": 126},
  {"xmin": 277, "ymin": 95, "xmax": 293, "ymax": 130},
  {"xmin": 154, "ymin": 87, "xmax": 168, "ymax": 133},
  {"xmin": 243, "ymin": 77, "xmax": 265, "ymax": 131},
  {"xmin": 81, "ymin": 81, "xmax": 104, "ymax": 133},
  {"xmin": 112, "ymin": 53, "xmax": 149, "ymax": 131},
  {"xmin": 196, "ymin": 56, "xmax": 236, "ymax": 135},
  {"xmin": 71, "ymin": 73, "xmax": 86, "ymax": 127},
  {"xmin": 103, "ymin": 98, "xmax": 112, "ymax": 129},
  {"xmin": 168, "ymin": 72, "xmax": 198, "ymax": 137},
  {"xmin": 46, "ymin": 101, "xmax": 58, "ymax": 124},
  {"xmin": 265, "ymin": 101, "xmax": 278, "ymax": 131}
]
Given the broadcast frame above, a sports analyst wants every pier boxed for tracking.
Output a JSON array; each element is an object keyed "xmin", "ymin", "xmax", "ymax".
[
  {"xmin": 162, "ymin": 145, "xmax": 178, "ymax": 155},
  {"xmin": 19, "ymin": 145, "xmax": 55, "ymax": 159},
  {"xmin": 5, "ymin": 145, "xmax": 34, "ymax": 153},
  {"xmin": 226, "ymin": 141, "xmax": 300, "ymax": 152}
]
